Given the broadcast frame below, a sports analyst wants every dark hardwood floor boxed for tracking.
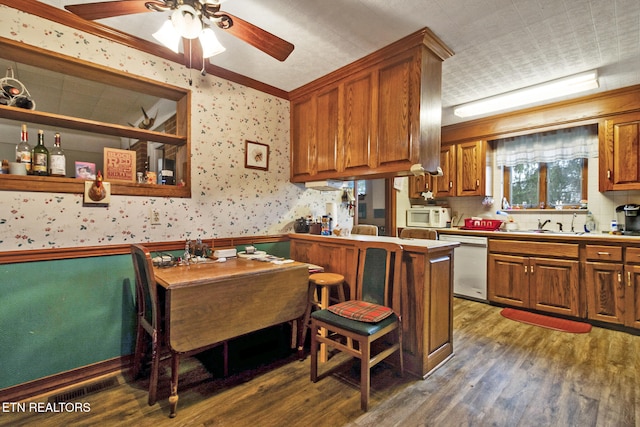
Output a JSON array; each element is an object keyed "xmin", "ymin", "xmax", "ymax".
[{"xmin": 3, "ymin": 298, "xmax": 639, "ymax": 427}]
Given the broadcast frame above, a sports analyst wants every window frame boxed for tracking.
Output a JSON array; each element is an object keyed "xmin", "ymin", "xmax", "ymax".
[{"xmin": 503, "ymin": 160, "xmax": 588, "ymax": 209}]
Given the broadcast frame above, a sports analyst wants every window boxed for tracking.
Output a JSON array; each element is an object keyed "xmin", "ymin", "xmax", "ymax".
[
  {"xmin": 505, "ymin": 159, "xmax": 587, "ymax": 208},
  {"xmin": 496, "ymin": 125, "xmax": 597, "ymax": 209}
]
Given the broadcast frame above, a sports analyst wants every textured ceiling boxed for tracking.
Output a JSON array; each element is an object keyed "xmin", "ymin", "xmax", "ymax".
[{"xmin": 23, "ymin": 0, "xmax": 640, "ymax": 125}]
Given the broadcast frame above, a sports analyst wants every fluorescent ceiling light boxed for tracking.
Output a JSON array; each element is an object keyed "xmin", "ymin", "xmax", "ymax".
[{"xmin": 453, "ymin": 70, "xmax": 599, "ymax": 118}]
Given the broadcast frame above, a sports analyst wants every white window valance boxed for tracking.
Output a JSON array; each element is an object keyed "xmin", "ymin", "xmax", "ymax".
[{"xmin": 495, "ymin": 125, "xmax": 598, "ymax": 167}]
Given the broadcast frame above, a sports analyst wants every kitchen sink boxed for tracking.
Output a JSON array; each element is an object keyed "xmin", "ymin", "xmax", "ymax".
[{"xmin": 516, "ymin": 229, "xmax": 585, "ymax": 236}]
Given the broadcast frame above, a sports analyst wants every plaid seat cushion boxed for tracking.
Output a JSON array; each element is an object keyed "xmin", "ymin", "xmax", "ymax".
[{"xmin": 328, "ymin": 300, "xmax": 393, "ymax": 323}]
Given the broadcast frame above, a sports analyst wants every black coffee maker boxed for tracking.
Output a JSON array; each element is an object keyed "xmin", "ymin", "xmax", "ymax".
[{"xmin": 616, "ymin": 204, "xmax": 640, "ymax": 235}]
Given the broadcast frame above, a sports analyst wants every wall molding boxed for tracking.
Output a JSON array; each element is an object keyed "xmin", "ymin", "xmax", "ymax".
[
  {"xmin": 0, "ymin": 235, "xmax": 290, "ymax": 264},
  {"xmin": 0, "ymin": 356, "xmax": 130, "ymax": 403}
]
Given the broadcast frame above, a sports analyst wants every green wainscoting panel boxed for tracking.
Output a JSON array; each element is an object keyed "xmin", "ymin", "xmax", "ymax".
[
  {"xmin": 235, "ymin": 242, "xmax": 290, "ymax": 258},
  {"xmin": 0, "ymin": 255, "xmax": 137, "ymax": 390}
]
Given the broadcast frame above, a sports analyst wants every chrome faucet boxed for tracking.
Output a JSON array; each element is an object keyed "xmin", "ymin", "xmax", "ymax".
[
  {"xmin": 571, "ymin": 213, "xmax": 577, "ymax": 232},
  {"xmin": 538, "ymin": 219, "xmax": 551, "ymax": 229}
]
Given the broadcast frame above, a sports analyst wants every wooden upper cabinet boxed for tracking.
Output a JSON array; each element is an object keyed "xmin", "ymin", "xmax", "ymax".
[
  {"xmin": 342, "ymin": 72, "xmax": 374, "ymax": 172},
  {"xmin": 290, "ymin": 96, "xmax": 316, "ymax": 178},
  {"xmin": 600, "ymin": 112, "xmax": 640, "ymax": 191},
  {"xmin": 376, "ymin": 51, "xmax": 415, "ymax": 168},
  {"xmin": 434, "ymin": 144, "xmax": 456, "ymax": 197},
  {"xmin": 289, "ymin": 28, "xmax": 453, "ymax": 182},
  {"xmin": 316, "ymin": 87, "xmax": 340, "ymax": 174},
  {"xmin": 456, "ymin": 140, "xmax": 486, "ymax": 196}
]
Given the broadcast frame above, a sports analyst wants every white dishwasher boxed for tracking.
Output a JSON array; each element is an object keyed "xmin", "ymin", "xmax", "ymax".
[{"xmin": 439, "ymin": 234, "xmax": 488, "ymax": 301}]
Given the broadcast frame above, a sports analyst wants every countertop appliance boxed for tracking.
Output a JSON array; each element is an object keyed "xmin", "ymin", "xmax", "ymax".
[
  {"xmin": 438, "ymin": 234, "xmax": 488, "ymax": 301},
  {"xmin": 616, "ymin": 204, "xmax": 640, "ymax": 235},
  {"xmin": 406, "ymin": 206, "xmax": 451, "ymax": 228}
]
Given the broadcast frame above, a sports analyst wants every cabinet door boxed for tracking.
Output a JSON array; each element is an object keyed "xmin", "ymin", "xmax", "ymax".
[
  {"xmin": 376, "ymin": 51, "xmax": 418, "ymax": 168},
  {"xmin": 488, "ymin": 253, "xmax": 529, "ymax": 307},
  {"xmin": 316, "ymin": 87, "xmax": 340, "ymax": 174},
  {"xmin": 625, "ymin": 264, "xmax": 640, "ymax": 328},
  {"xmin": 456, "ymin": 140, "xmax": 485, "ymax": 196},
  {"xmin": 585, "ymin": 262, "xmax": 625, "ymax": 324},
  {"xmin": 530, "ymin": 257, "xmax": 580, "ymax": 316},
  {"xmin": 601, "ymin": 113, "xmax": 640, "ymax": 191},
  {"xmin": 290, "ymin": 96, "xmax": 316, "ymax": 178},
  {"xmin": 408, "ymin": 175, "xmax": 431, "ymax": 198},
  {"xmin": 434, "ymin": 144, "xmax": 456, "ymax": 197},
  {"xmin": 342, "ymin": 72, "xmax": 374, "ymax": 172}
]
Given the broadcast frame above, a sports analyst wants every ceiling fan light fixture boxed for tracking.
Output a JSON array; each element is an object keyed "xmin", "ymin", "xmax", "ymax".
[
  {"xmin": 200, "ymin": 28, "xmax": 226, "ymax": 58},
  {"xmin": 152, "ymin": 19, "xmax": 182, "ymax": 54},
  {"xmin": 454, "ymin": 70, "xmax": 599, "ymax": 118},
  {"xmin": 171, "ymin": 4, "xmax": 202, "ymax": 39}
]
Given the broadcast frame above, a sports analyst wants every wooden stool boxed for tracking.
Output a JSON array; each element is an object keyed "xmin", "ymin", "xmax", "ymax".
[{"xmin": 299, "ymin": 272, "xmax": 346, "ymax": 361}]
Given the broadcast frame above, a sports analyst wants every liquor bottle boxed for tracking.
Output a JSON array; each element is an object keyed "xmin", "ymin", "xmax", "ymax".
[
  {"xmin": 15, "ymin": 124, "xmax": 32, "ymax": 174},
  {"xmin": 48, "ymin": 132, "xmax": 66, "ymax": 177},
  {"xmin": 32, "ymin": 129, "xmax": 49, "ymax": 176}
]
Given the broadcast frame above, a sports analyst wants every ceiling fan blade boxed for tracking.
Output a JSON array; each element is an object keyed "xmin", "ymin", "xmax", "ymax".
[
  {"xmin": 214, "ymin": 12, "xmax": 294, "ymax": 61},
  {"xmin": 65, "ymin": 1, "xmax": 157, "ymax": 21}
]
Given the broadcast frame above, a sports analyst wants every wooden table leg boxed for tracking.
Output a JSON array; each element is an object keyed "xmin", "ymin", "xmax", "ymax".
[{"xmin": 169, "ymin": 353, "xmax": 180, "ymax": 418}]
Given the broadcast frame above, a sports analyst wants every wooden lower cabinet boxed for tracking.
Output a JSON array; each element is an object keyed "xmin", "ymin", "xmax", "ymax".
[
  {"xmin": 290, "ymin": 234, "xmax": 455, "ymax": 378},
  {"xmin": 488, "ymin": 240, "xmax": 581, "ymax": 317},
  {"xmin": 584, "ymin": 245, "xmax": 640, "ymax": 328}
]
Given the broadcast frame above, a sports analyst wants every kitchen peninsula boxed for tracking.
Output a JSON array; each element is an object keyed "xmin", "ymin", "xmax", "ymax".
[{"xmin": 289, "ymin": 233, "xmax": 459, "ymax": 378}]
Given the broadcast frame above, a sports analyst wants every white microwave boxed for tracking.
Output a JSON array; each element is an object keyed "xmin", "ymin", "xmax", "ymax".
[{"xmin": 406, "ymin": 206, "xmax": 451, "ymax": 228}]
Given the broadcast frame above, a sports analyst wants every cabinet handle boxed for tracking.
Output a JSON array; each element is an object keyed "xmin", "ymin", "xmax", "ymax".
[
  {"xmin": 597, "ymin": 252, "xmax": 611, "ymax": 256},
  {"xmin": 628, "ymin": 271, "xmax": 632, "ymax": 287},
  {"xmin": 476, "ymin": 179, "xmax": 480, "ymax": 188},
  {"xmin": 449, "ymin": 181, "xmax": 453, "ymax": 189},
  {"xmin": 607, "ymin": 169, "xmax": 611, "ymax": 179},
  {"xmin": 618, "ymin": 272, "xmax": 622, "ymax": 283},
  {"xmin": 524, "ymin": 265, "xmax": 528, "ymax": 273},
  {"xmin": 530, "ymin": 265, "xmax": 534, "ymax": 274}
]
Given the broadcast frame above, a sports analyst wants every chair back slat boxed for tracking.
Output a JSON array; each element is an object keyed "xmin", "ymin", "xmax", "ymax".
[
  {"xmin": 360, "ymin": 248, "xmax": 389, "ymax": 305},
  {"xmin": 355, "ymin": 241, "xmax": 403, "ymax": 309}
]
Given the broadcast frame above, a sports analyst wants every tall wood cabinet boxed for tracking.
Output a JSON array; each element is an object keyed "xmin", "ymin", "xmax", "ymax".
[
  {"xmin": 599, "ymin": 112, "xmax": 640, "ymax": 191},
  {"xmin": 488, "ymin": 239, "xmax": 581, "ymax": 317},
  {"xmin": 290, "ymin": 28, "xmax": 453, "ymax": 182}
]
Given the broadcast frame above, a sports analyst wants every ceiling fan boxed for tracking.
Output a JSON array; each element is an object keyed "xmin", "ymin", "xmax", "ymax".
[{"xmin": 64, "ymin": 0, "xmax": 295, "ymax": 62}]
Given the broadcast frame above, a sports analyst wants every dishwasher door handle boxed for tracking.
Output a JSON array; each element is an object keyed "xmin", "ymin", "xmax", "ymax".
[{"xmin": 457, "ymin": 242, "xmax": 488, "ymax": 248}]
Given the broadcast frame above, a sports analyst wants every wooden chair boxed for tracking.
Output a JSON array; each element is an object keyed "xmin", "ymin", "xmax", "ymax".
[
  {"xmin": 130, "ymin": 244, "xmax": 163, "ymax": 406},
  {"xmin": 131, "ymin": 244, "xmax": 228, "ymax": 407},
  {"xmin": 310, "ymin": 241, "xmax": 403, "ymax": 411},
  {"xmin": 400, "ymin": 227, "xmax": 437, "ymax": 239},
  {"xmin": 351, "ymin": 224, "xmax": 379, "ymax": 236}
]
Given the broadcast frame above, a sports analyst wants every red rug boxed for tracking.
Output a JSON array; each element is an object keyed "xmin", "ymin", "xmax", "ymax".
[{"xmin": 500, "ymin": 308, "xmax": 592, "ymax": 333}]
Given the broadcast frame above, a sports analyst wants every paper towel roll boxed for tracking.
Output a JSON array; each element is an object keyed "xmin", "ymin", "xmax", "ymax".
[{"xmin": 326, "ymin": 202, "xmax": 338, "ymax": 223}]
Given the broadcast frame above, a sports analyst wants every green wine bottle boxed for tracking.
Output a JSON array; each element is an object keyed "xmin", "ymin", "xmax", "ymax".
[{"xmin": 32, "ymin": 129, "xmax": 49, "ymax": 176}]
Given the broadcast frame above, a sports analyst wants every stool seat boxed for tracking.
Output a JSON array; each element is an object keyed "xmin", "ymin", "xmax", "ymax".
[{"xmin": 309, "ymin": 272, "xmax": 344, "ymax": 286}]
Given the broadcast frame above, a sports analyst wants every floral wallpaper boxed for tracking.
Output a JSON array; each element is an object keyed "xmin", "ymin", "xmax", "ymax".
[{"xmin": 0, "ymin": 6, "xmax": 350, "ymax": 250}]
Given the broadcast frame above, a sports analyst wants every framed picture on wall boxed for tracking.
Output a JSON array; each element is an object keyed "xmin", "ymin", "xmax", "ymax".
[{"xmin": 245, "ymin": 140, "xmax": 269, "ymax": 171}]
